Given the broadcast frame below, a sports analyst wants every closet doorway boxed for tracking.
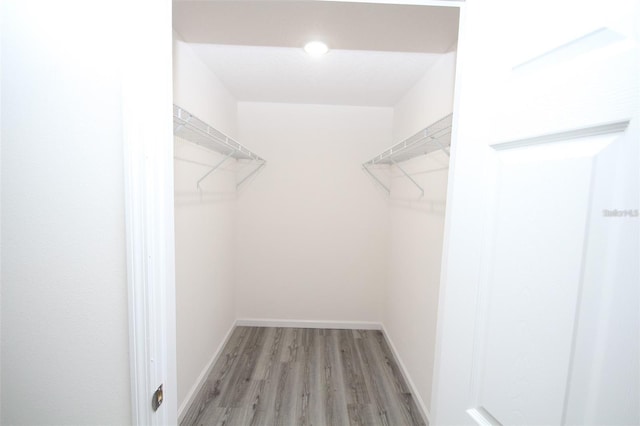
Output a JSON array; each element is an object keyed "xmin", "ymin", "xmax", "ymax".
[
  {"xmin": 131, "ymin": 1, "xmax": 638, "ymax": 424},
  {"xmin": 171, "ymin": 1, "xmax": 459, "ymax": 424}
]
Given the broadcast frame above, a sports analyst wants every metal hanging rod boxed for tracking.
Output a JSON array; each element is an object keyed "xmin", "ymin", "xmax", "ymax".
[
  {"xmin": 173, "ymin": 104, "xmax": 266, "ymax": 187},
  {"xmin": 362, "ymin": 113, "xmax": 452, "ymax": 197}
]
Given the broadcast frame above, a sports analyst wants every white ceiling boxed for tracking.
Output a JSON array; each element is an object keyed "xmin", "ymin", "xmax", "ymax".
[
  {"xmin": 188, "ymin": 44, "xmax": 443, "ymax": 106},
  {"xmin": 173, "ymin": 1, "xmax": 460, "ymax": 107}
]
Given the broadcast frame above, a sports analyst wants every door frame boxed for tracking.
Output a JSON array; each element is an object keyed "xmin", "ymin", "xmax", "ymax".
[
  {"xmin": 122, "ymin": 0, "xmax": 176, "ymax": 424},
  {"xmin": 122, "ymin": 1, "xmax": 464, "ymax": 424}
]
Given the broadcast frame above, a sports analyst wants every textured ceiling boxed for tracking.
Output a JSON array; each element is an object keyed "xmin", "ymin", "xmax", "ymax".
[
  {"xmin": 173, "ymin": 1, "xmax": 460, "ymax": 53},
  {"xmin": 187, "ymin": 44, "xmax": 443, "ymax": 106},
  {"xmin": 173, "ymin": 1, "xmax": 460, "ymax": 107}
]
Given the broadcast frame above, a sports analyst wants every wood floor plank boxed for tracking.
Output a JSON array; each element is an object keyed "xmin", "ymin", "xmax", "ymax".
[
  {"xmin": 323, "ymin": 330, "xmax": 350, "ymax": 426},
  {"xmin": 305, "ymin": 328, "xmax": 327, "ymax": 425},
  {"xmin": 373, "ymin": 331, "xmax": 412, "ymax": 394},
  {"xmin": 360, "ymin": 331, "xmax": 426, "ymax": 426},
  {"xmin": 296, "ymin": 328, "xmax": 312, "ymax": 426},
  {"xmin": 218, "ymin": 327, "xmax": 266, "ymax": 408},
  {"xmin": 348, "ymin": 403, "xmax": 379, "ymax": 426},
  {"xmin": 355, "ymin": 335, "xmax": 393, "ymax": 426},
  {"xmin": 339, "ymin": 328, "xmax": 370, "ymax": 406},
  {"xmin": 181, "ymin": 326, "xmax": 427, "ymax": 426},
  {"xmin": 373, "ymin": 331, "xmax": 425, "ymax": 425},
  {"xmin": 180, "ymin": 326, "xmax": 253, "ymax": 425},
  {"xmin": 247, "ymin": 326, "xmax": 285, "ymax": 424}
]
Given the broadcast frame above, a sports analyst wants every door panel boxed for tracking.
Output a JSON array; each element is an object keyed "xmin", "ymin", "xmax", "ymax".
[
  {"xmin": 433, "ymin": 1, "xmax": 639, "ymax": 424},
  {"xmin": 471, "ymin": 129, "xmax": 628, "ymax": 425},
  {"xmin": 564, "ymin": 120, "xmax": 639, "ymax": 425}
]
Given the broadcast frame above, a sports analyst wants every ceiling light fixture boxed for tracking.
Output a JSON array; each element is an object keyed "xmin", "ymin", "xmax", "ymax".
[{"xmin": 304, "ymin": 41, "xmax": 329, "ymax": 57}]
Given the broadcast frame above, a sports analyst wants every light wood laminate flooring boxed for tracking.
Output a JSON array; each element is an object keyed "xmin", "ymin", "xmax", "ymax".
[{"xmin": 180, "ymin": 326, "xmax": 427, "ymax": 426}]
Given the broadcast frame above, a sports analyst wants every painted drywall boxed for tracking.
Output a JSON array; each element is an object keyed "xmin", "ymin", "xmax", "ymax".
[
  {"xmin": 0, "ymin": 4, "xmax": 3, "ymax": 418},
  {"xmin": 392, "ymin": 52, "xmax": 457, "ymax": 142},
  {"xmin": 236, "ymin": 102, "xmax": 391, "ymax": 323},
  {"xmin": 173, "ymin": 34, "xmax": 238, "ymax": 138},
  {"xmin": 173, "ymin": 34, "xmax": 239, "ymax": 410},
  {"xmin": 1, "ymin": 2, "xmax": 132, "ymax": 424},
  {"xmin": 385, "ymin": 52, "xmax": 457, "ymax": 416}
]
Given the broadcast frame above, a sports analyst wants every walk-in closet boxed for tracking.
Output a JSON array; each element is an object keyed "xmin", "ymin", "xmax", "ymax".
[{"xmin": 172, "ymin": 2, "xmax": 458, "ymax": 424}]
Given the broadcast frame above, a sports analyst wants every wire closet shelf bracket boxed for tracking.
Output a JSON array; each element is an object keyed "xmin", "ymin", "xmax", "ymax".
[
  {"xmin": 173, "ymin": 104, "xmax": 266, "ymax": 189},
  {"xmin": 362, "ymin": 113, "xmax": 452, "ymax": 197}
]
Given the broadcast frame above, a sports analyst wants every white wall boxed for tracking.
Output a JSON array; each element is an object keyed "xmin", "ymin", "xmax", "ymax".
[
  {"xmin": 173, "ymin": 34, "xmax": 238, "ymax": 138},
  {"xmin": 393, "ymin": 52, "xmax": 457, "ymax": 142},
  {"xmin": 0, "ymin": 5, "xmax": 3, "ymax": 419},
  {"xmin": 385, "ymin": 52, "xmax": 457, "ymax": 417},
  {"xmin": 1, "ymin": 2, "xmax": 132, "ymax": 424},
  {"xmin": 173, "ymin": 33, "xmax": 456, "ymax": 420},
  {"xmin": 173, "ymin": 35, "xmax": 239, "ymax": 411},
  {"xmin": 236, "ymin": 102, "xmax": 391, "ymax": 323}
]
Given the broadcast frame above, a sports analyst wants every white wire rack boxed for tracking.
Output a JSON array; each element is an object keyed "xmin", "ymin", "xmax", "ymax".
[
  {"xmin": 173, "ymin": 104, "xmax": 266, "ymax": 188},
  {"xmin": 362, "ymin": 113, "xmax": 452, "ymax": 196}
]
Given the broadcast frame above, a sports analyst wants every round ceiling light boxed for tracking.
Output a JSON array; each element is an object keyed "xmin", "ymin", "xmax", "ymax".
[{"xmin": 304, "ymin": 41, "xmax": 329, "ymax": 57}]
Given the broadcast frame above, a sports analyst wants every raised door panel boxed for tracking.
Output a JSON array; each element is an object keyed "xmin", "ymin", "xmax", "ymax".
[{"xmin": 469, "ymin": 129, "xmax": 627, "ymax": 425}]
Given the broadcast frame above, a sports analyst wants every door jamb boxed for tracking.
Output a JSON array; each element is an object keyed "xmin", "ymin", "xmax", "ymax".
[{"xmin": 122, "ymin": 0, "xmax": 176, "ymax": 424}]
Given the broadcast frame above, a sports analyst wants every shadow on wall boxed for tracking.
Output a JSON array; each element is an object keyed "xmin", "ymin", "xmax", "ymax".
[
  {"xmin": 174, "ymin": 191, "xmax": 237, "ymax": 206},
  {"xmin": 174, "ymin": 155, "xmax": 266, "ymax": 206},
  {"xmin": 364, "ymin": 160, "xmax": 449, "ymax": 214},
  {"xmin": 390, "ymin": 198, "xmax": 447, "ymax": 215},
  {"xmin": 398, "ymin": 165, "xmax": 449, "ymax": 176},
  {"xmin": 389, "ymin": 163, "xmax": 449, "ymax": 213}
]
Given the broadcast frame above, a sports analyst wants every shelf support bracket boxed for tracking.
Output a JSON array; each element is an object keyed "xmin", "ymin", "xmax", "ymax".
[
  {"xmin": 197, "ymin": 151, "xmax": 234, "ymax": 189},
  {"xmin": 237, "ymin": 160, "xmax": 266, "ymax": 189},
  {"xmin": 391, "ymin": 159, "xmax": 424, "ymax": 197},
  {"xmin": 363, "ymin": 164, "xmax": 390, "ymax": 195},
  {"xmin": 432, "ymin": 137, "xmax": 451, "ymax": 157}
]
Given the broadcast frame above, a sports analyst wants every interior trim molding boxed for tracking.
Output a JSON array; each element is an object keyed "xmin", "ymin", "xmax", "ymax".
[
  {"xmin": 122, "ymin": 2, "xmax": 176, "ymax": 423},
  {"xmin": 177, "ymin": 321, "xmax": 238, "ymax": 423},
  {"xmin": 235, "ymin": 318, "xmax": 383, "ymax": 330},
  {"xmin": 491, "ymin": 120, "xmax": 629, "ymax": 151},
  {"xmin": 466, "ymin": 407, "xmax": 502, "ymax": 426},
  {"xmin": 381, "ymin": 324, "xmax": 432, "ymax": 425}
]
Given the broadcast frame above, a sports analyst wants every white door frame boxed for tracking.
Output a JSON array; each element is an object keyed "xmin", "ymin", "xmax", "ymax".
[
  {"xmin": 122, "ymin": 0, "xmax": 176, "ymax": 424},
  {"xmin": 122, "ymin": 1, "xmax": 463, "ymax": 424}
]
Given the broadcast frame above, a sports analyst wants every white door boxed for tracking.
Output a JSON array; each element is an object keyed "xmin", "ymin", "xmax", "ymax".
[{"xmin": 433, "ymin": 1, "xmax": 639, "ymax": 425}]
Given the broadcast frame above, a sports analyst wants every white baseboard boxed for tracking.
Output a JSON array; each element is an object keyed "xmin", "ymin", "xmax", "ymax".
[
  {"xmin": 235, "ymin": 318, "xmax": 383, "ymax": 330},
  {"xmin": 177, "ymin": 320, "xmax": 237, "ymax": 423},
  {"xmin": 381, "ymin": 324, "xmax": 432, "ymax": 425}
]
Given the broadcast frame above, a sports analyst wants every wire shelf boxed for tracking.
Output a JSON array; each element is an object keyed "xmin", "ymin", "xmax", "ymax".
[
  {"xmin": 362, "ymin": 113, "xmax": 452, "ymax": 196},
  {"xmin": 363, "ymin": 114, "xmax": 452, "ymax": 167},
  {"xmin": 173, "ymin": 105, "xmax": 264, "ymax": 162},
  {"xmin": 173, "ymin": 104, "xmax": 266, "ymax": 189}
]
